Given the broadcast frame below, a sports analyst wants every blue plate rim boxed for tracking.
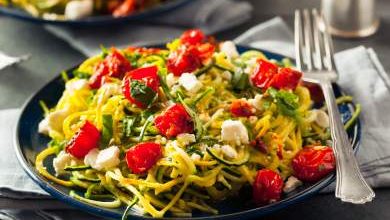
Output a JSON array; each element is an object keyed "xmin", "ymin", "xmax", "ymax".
[
  {"xmin": 0, "ymin": 0, "xmax": 192, "ymax": 26},
  {"xmin": 13, "ymin": 45, "xmax": 361, "ymax": 220}
]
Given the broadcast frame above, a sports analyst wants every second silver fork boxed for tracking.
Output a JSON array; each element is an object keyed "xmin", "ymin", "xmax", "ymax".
[{"xmin": 295, "ymin": 9, "xmax": 375, "ymax": 204}]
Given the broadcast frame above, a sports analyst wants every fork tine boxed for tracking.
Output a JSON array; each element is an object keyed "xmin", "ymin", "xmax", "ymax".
[
  {"xmin": 312, "ymin": 9, "xmax": 324, "ymax": 70},
  {"xmin": 318, "ymin": 11, "xmax": 336, "ymax": 71},
  {"xmin": 303, "ymin": 9, "xmax": 314, "ymax": 71},
  {"xmin": 294, "ymin": 10, "xmax": 304, "ymax": 71}
]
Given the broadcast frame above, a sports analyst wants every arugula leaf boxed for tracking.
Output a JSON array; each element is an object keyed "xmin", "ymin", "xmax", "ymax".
[
  {"xmin": 101, "ymin": 114, "xmax": 113, "ymax": 147},
  {"xmin": 130, "ymin": 80, "xmax": 157, "ymax": 108}
]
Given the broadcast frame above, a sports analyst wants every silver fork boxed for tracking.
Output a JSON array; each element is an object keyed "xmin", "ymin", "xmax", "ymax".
[{"xmin": 295, "ymin": 9, "xmax": 375, "ymax": 204}]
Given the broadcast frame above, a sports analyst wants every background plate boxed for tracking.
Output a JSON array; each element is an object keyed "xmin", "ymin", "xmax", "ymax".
[
  {"xmin": 0, "ymin": 0, "xmax": 191, "ymax": 26},
  {"xmin": 14, "ymin": 46, "xmax": 361, "ymax": 220}
]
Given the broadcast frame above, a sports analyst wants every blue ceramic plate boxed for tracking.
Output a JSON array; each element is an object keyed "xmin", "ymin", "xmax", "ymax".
[
  {"xmin": 0, "ymin": 0, "xmax": 191, "ymax": 26},
  {"xmin": 14, "ymin": 46, "xmax": 361, "ymax": 220}
]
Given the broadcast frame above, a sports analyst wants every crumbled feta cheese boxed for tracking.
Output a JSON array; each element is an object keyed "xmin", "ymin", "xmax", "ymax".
[
  {"xmin": 178, "ymin": 73, "xmax": 203, "ymax": 93},
  {"xmin": 190, "ymin": 153, "xmax": 201, "ymax": 161},
  {"xmin": 84, "ymin": 146, "xmax": 120, "ymax": 171},
  {"xmin": 177, "ymin": 133, "xmax": 196, "ymax": 146},
  {"xmin": 221, "ymin": 120, "xmax": 249, "ymax": 145},
  {"xmin": 95, "ymin": 146, "xmax": 121, "ymax": 170},
  {"xmin": 248, "ymin": 94, "xmax": 263, "ymax": 110},
  {"xmin": 166, "ymin": 73, "xmax": 178, "ymax": 88},
  {"xmin": 314, "ymin": 109, "xmax": 330, "ymax": 128},
  {"xmin": 38, "ymin": 118, "xmax": 49, "ymax": 135},
  {"xmin": 84, "ymin": 148, "xmax": 99, "ymax": 169},
  {"xmin": 53, "ymin": 151, "xmax": 73, "ymax": 175},
  {"xmin": 65, "ymin": 0, "xmax": 93, "ymax": 20},
  {"xmin": 222, "ymin": 71, "xmax": 232, "ymax": 81},
  {"xmin": 65, "ymin": 79, "xmax": 89, "ymax": 93},
  {"xmin": 47, "ymin": 107, "xmax": 72, "ymax": 133},
  {"xmin": 221, "ymin": 145, "xmax": 238, "ymax": 158},
  {"xmin": 220, "ymin": 41, "xmax": 239, "ymax": 59},
  {"xmin": 283, "ymin": 176, "xmax": 303, "ymax": 193}
]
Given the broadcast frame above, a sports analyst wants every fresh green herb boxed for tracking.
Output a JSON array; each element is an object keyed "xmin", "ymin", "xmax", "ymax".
[
  {"xmin": 101, "ymin": 114, "xmax": 113, "ymax": 147},
  {"xmin": 123, "ymin": 116, "xmax": 136, "ymax": 138},
  {"xmin": 130, "ymin": 80, "xmax": 157, "ymax": 108},
  {"xmin": 100, "ymin": 44, "xmax": 109, "ymax": 58},
  {"xmin": 268, "ymin": 88, "xmax": 299, "ymax": 117},
  {"xmin": 73, "ymin": 70, "xmax": 91, "ymax": 79},
  {"xmin": 231, "ymin": 68, "xmax": 249, "ymax": 91},
  {"xmin": 177, "ymin": 93, "xmax": 203, "ymax": 139},
  {"xmin": 138, "ymin": 115, "xmax": 154, "ymax": 142},
  {"xmin": 61, "ymin": 71, "xmax": 69, "ymax": 82}
]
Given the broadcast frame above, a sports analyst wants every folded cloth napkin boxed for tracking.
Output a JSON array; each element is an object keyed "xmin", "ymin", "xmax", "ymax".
[
  {"xmin": 0, "ymin": 52, "xmax": 29, "ymax": 71},
  {"xmin": 2, "ymin": 16, "xmax": 390, "ymax": 219},
  {"xmin": 45, "ymin": 0, "xmax": 253, "ymax": 56}
]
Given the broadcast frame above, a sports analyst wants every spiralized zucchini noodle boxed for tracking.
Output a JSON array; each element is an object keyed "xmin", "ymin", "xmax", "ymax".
[{"xmin": 35, "ymin": 31, "xmax": 359, "ymax": 218}]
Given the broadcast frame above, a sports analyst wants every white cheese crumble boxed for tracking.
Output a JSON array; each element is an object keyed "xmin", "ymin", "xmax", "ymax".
[
  {"xmin": 65, "ymin": 0, "xmax": 94, "ymax": 20},
  {"xmin": 166, "ymin": 73, "xmax": 178, "ymax": 88},
  {"xmin": 314, "ymin": 109, "xmax": 330, "ymax": 128},
  {"xmin": 221, "ymin": 120, "xmax": 249, "ymax": 145},
  {"xmin": 53, "ymin": 151, "xmax": 74, "ymax": 175},
  {"xmin": 221, "ymin": 145, "xmax": 238, "ymax": 159},
  {"xmin": 190, "ymin": 153, "xmax": 201, "ymax": 161},
  {"xmin": 84, "ymin": 146, "xmax": 120, "ymax": 171},
  {"xmin": 248, "ymin": 94, "xmax": 263, "ymax": 111},
  {"xmin": 283, "ymin": 176, "xmax": 303, "ymax": 193},
  {"xmin": 38, "ymin": 118, "xmax": 49, "ymax": 135},
  {"xmin": 178, "ymin": 73, "xmax": 203, "ymax": 93},
  {"xmin": 97, "ymin": 83, "xmax": 121, "ymax": 106},
  {"xmin": 177, "ymin": 133, "xmax": 196, "ymax": 146},
  {"xmin": 220, "ymin": 41, "xmax": 239, "ymax": 59}
]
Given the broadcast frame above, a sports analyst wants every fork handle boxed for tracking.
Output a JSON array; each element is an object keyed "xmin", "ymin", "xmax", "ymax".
[{"xmin": 319, "ymin": 79, "xmax": 375, "ymax": 204}]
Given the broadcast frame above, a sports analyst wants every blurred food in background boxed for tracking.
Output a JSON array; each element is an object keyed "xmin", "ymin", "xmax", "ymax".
[{"xmin": 0, "ymin": 0, "xmax": 169, "ymax": 20}]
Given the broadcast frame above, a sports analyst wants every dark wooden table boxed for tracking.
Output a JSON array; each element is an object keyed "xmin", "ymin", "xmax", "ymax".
[{"xmin": 1, "ymin": 0, "xmax": 389, "ymax": 219}]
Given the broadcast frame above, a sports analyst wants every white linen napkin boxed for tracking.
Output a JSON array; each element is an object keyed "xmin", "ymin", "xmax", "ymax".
[
  {"xmin": 0, "ymin": 52, "xmax": 29, "ymax": 71},
  {"xmin": 2, "ymin": 16, "xmax": 390, "ymax": 219},
  {"xmin": 45, "ymin": 0, "xmax": 253, "ymax": 56}
]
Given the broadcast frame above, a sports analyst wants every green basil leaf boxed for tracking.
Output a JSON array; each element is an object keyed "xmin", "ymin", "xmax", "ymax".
[{"xmin": 130, "ymin": 80, "xmax": 157, "ymax": 108}]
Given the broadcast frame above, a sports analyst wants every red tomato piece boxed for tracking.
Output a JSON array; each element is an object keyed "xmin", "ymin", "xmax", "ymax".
[
  {"xmin": 250, "ymin": 59, "xmax": 279, "ymax": 90},
  {"xmin": 196, "ymin": 43, "xmax": 215, "ymax": 64},
  {"xmin": 154, "ymin": 103, "xmax": 194, "ymax": 138},
  {"xmin": 230, "ymin": 99, "xmax": 254, "ymax": 117},
  {"xmin": 270, "ymin": 67, "xmax": 302, "ymax": 90},
  {"xmin": 89, "ymin": 49, "xmax": 132, "ymax": 89},
  {"xmin": 126, "ymin": 142, "xmax": 162, "ymax": 174},
  {"xmin": 122, "ymin": 66, "xmax": 160, "ymax": 108},
  {"xmin": 112, "ymin": 0, "xmax": 136, "ymax": 17},
  {"xmin": 66, "ymin": 121, "xmax": 100, "ymax": 159},
  {"xmin": 180, "ymin": 29, "xmax": 206, "ymax": 45},
  {"xmin": 126, "ymin": 47, "xmax": 161, "ymax": 55},
  {"xmin": 253, "ymin": 169, "xmax": 284, "ymax": 206},
  {"xmin": 167, "ymin": 46, "xmax": 202, "ymax": 76},
  {"xmin": 292, "ymin": 145, "xmax": 336, "ymax": 182}
]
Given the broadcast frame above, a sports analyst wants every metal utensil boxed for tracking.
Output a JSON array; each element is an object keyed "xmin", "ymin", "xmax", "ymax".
[
  {"xmin": 294, "ymin": 9, "xmax": 375, "ymax": 204},
  {"xmin": 321, "ymin": 0, "xmax": 379, "ymax": 38}
]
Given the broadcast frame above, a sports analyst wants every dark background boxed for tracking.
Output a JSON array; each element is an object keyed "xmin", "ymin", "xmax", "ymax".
[{"xmin": 1, "ymin": 0, "xmax": 390, "ymax": 219}]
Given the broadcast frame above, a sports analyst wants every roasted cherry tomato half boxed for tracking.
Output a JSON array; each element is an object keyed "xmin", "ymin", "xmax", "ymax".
[
  {"xmin": 112, "ymin": 0, "xmax": 136, "ymax": 17},
  {"xmin": 122, "ymin": 65, "xmax": 160, "ymax": 108},
  {"xmin": 292, "ymin": 145, "xmax": 336, "ymax": 182},
  {"xmin": 167, "ymin": 46, "xmax": 202, "ymax": 76},
  {"xmin": 250, "ymin": 59, "xmax": 278, "ymax": 90},
  {"xmin": 89, "ymin": 49, "xmax": 132, "ymax": 89},
  {"xmin": 253, "ymin": 169, "xmax": 284, "ymax": 206},
  {"xmin": 270, "ymin": 67, "xmax": 302, "ymax": 90},
  {"xmin": 250, "ymin": 138, "xmax": 268, "ymax": 154},
  {"xmin": 180, "ymin": 29, "xmax": 206, "ymax": 45},
  {"xmin": 126, "ymin": 142, "xmax": 162, "ymax": 174},
  {"xmin": 66, "ymin": 121, "xmax": 100, "ymax": 159},
  {"xmin": 154, "ymin": 103, "xmax": 194, "ymax": 138},
  {"xmin": 230, "ymin": 99, "xmax": 254, "ymax": 117}
]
